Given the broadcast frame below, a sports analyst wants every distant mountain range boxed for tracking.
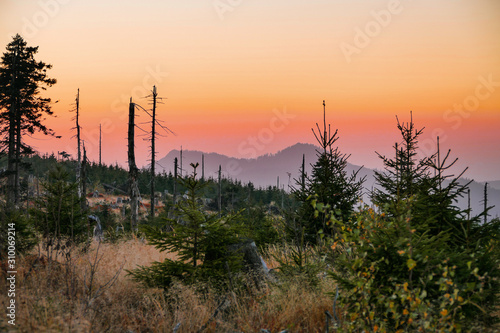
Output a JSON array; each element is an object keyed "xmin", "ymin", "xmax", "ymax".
[{"xmin": 157, "ymin": 143, "xmax": 499, "ymax": 219}]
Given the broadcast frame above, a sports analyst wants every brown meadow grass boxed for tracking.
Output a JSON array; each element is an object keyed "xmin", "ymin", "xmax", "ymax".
[{"xmin": 1, "ymin": 238, "xmax": 336, "ymax": 332}]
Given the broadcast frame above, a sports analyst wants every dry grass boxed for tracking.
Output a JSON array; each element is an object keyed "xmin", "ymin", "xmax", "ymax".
[{"xmin": 1, "ymin": 238, "xmax": 336, "ymax": 332}]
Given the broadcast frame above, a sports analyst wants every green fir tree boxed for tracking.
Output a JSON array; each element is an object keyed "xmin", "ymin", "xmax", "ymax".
[
  {"xmin": 290, "ymin": 101, "xmax": 364, "ymax": 244},
  {"xmin": 129, "ymin": 164, "xmax": 246, "ymax": 289}
]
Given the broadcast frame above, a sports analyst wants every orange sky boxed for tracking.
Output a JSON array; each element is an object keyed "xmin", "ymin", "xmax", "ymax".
[{"xmin": 1, "ymin": 0, "xmax": 499, "ymax": 181}]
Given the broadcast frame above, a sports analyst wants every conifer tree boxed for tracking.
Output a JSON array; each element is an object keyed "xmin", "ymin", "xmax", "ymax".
[
  {"xmin": 129, "ymin": 164, "xmax": 245, "ymax": 289},
  {"xmin": 371, "ymin": 113, "xmax": 432, "ymax": 208},
  {"xmin": 0, "ymin": 34, "xmax": 57, "ymax": 207},
  {"xmin": 326, "ymin": 114, "xmax": 500, "ymax": 330},
  {"xmin": 30, "ymin": 165, "xmax": 87, "ymax": 259},
  {"xmin": 371, "ymin": 114, "xmax": 489, "ymax": 247},
  {"xmin": 364, "ymin": 113, "xmax": 500, "ymax": 327},
  {"xmin": 290, "ymin": 101, "xmax": 364, "ymax": 244}
]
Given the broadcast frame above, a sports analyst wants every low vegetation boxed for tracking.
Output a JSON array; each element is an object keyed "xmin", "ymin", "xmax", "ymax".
[{"xmin": 0, "ymin": 239, "xmax": 336, "ymax": 332}]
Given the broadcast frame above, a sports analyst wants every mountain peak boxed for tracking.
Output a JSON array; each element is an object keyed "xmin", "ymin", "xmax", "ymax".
[{"xmin": 157, "ymin": 143, "xmax": 321, "ymax": 187}]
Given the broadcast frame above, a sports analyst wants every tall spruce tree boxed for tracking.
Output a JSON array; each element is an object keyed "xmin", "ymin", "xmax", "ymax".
[
  {"xmin": 0, "ymin": 34, "xmax": 57, "ymax": 207},
  {"xmin": 372, "ymin": 113, "xmax": 433, "ymax": 211},
  {"xmin": 290, "ymin": 101, "xmax": 364, "ymax": 244},
  {"xmin": 371, "ymin": 113, "xmax": 488, "ymax": 247}
]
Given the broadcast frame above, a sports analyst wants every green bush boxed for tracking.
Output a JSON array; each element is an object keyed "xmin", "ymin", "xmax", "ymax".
[{"xmin": 0, "ymin": 203, "xmax": 37, "ymax": 260}]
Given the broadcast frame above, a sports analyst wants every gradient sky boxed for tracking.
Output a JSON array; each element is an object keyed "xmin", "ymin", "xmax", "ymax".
[{"xmin": 1, "ymin": 0, "xmax": 499, "ymax": 181}]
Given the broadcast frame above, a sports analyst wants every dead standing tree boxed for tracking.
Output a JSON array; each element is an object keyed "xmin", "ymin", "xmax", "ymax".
[
  {"xmin": 147, "ymin": 86, "xmax": 159, "ymax": 218},
  {"xmin": 81, "ymin": 142, "xmax": 88, "ymax": 212},
  {"xmin": 128, "ymin": 98, "xmax": 139, "ymax": 230},
  {"xmin": 70, "ymin": 88, "xmax": 83, "ymax": 205},
  {"xmin": 150, "ymin": 87, "xmax": 157, "ymax": 217},
  {"xmin": 134, "ymin": 86, "xmax": 175, "ymax": 219},
  {"xmin": 99, "ymin": 123, "xmax": 102, "ymax": 166}
]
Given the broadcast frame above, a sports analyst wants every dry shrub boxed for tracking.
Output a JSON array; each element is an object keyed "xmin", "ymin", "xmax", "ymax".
[{"xmin": 1, "ymin": 238, "xmax": 336, "ymax": 332}]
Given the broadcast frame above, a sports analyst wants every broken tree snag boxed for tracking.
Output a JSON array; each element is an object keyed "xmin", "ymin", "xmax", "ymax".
[
  {"xmin": 128, "ymin": 98, "xmax": 139, "ymax": 231},
  {"xmin": 230, "ymin": 239, "xmax": 269, "ymax": 275},
  {"xmin": 72, "ymin": 88, "xmax": 82, "ymax": 200},
  {"xmin": 228, "ymin": 238, "xmax": 271, "ymax": 288}
]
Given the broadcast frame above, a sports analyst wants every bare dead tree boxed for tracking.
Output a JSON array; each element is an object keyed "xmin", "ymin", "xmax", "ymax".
[
  {"xmin": 180, "ymin": 146, "xmax": 183, "ymax": 177},
  {"xmin": 173, "ymin": 157, "xmax": 178, "ymax": 205},
  {"xmin": 70, "ymin": 88, "xmax": 82, "ymax": 200},
  {"xmin": 467, "ymin": 188, "xmax": 471, "ymax": 221},
  {"xmin": 134, "ymin": 86, "xmax": 175, "ymax": 219},
  {"xmin": 128, "ymin": 98, "xmax": 139, "ymax": 231},
  {"xmin": 301, "ymin": 154, "xmax": 306, "ymax": 191},
  {"xmin": 150, "ymin": 86, "xmax": 157, "ymax": 218},
  {"xmin": 202, "ymin": 153, "xmax": 205, "ymax": 180},
  {"xmin": 218, "ymin": 165, "xmax": 222, "ymax": 217},
  {"xmin": 81, "ymin": 142, "xmax": 88, "ymax": 212},
  {"xmin": 99, "ymin": 123, "xmax": 102, "ymax": 166},
  {"xmin": 483, "ymin": 182, "xmax": 489, "ymax": 224}
]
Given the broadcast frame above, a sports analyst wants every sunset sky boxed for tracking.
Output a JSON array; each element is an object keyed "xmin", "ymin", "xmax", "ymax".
[{"xmin": 1, "ymin": 0, "xmax": 499, "ymax": 181}]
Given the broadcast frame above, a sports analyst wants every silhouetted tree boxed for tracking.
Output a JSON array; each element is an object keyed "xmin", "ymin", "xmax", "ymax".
[
  {"xmin": 0, "ymin": 34, "xmax": 57, "ymax": 207},
  {"xmin": 371, "ymin": 114, "xmax": 488, "ymax": 247},
  {"xmin": 290, "ymin": 101, "xmax": 364, "ymax": 244}
]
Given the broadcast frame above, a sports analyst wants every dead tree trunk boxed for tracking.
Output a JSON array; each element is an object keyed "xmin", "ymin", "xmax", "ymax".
[
  {"xmin": 180, "ymin": 146, "xmax": 183, "ymax": 177},
  {"xmin": 467, "ymin": 188, "xmax": 471, "ymax": 221},
  {"xmin": 202, "ymin": 153, "xmax": 205, "ymax": 180},
  {"xmin": 74, "ymin": 89, "xmax": 82, "ymax": 200},
  {"xmin": 128, "ymin": 98, "xmax": 139, "ymax": 231},
  {"xmin": 301, "ymin": 154, "xmax": 306, "ymax": 191},
  {"xmin": 99, "ymin": 123, "xmax": 102, "ymax": 166},
  {"xmin": 483, "ymin": 183, "xmax": 489, "ymax": 224},
  {"xmin": 81, "ymin": 143, "xmax": 87, "ymax": 212},
  {"xmin": 218, "ymin": 165, "xmax": 222, "ymax": 217},
  {"xmin": 150, "ymin": 86, "xmax": 158, "ymax": 218},
  {"xmin": 173, "ymin": 157, "xmax": 178, "ymax": 205}
]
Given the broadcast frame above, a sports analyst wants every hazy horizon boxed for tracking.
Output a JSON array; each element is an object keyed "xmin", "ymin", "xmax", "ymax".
[{"xmin": 1, "ymin": 0, "xmax": 499, "ymax": 181}]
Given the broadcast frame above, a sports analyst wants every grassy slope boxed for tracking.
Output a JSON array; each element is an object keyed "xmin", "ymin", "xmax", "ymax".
[{"xmin": 0, "ymin": 239, "xmax": 336, "ymax": 332}]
